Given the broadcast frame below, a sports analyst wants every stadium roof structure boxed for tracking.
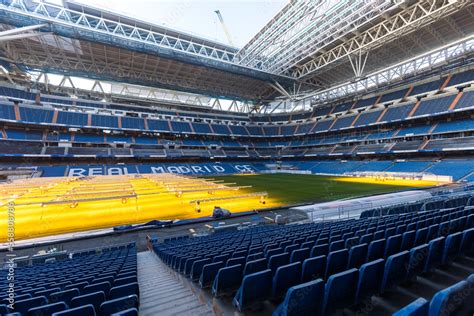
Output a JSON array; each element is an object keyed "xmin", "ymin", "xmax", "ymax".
[{"xmin": 0, "ymin": 0, "xmax": 473, "ymax": 112}]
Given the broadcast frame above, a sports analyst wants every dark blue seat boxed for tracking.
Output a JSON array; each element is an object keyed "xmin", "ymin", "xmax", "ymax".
[
  {"xmin": 325, "ymin": 249, "xmax": 348, "ymax": 279},
  {"xmin": 360, "ymin": 234, "xmax": 373, "ymax": 245},
  {"xmin": 35, "ymin": 288, "xmax": 61, "ymax": 298},
  {"xmin": 401, "ymin": 230, "xmax": 416, "ymax": 251},
  {"xmin": 460, "ymin": 228, "xmax": 474, "ymax": 254},
  {"xmin": 109, "ymin": 282, "xmax": 139, "ymax": 300},
  {"xmin": 347, "ymin": 243, "xmax": 368, "ymax": 269},
  {"xmin": 393, "ymin": 297, "xmax": 429, "ymax": 316},
  {"xmin": 310, "ymin": 244, "xmax": 328, "ymax": 257},
  {"xmin": 367, "ymin": 239, "xmax": 386, "ymax": 261},
  {"xmin": 65, "ymin": 282, "xmax": 88, "ymax": 293},
  {"xmin": 429, "ymin": 280, "xmax": 469, "ymax": 316},
  {"xmin": 268, "ymin": 253, "xmax": 290, "ymax": 275},
  {"xmin": 27, "ymin": 302, "xmax": 67, "ymax": 316},
  {"xmin": 191, "ymin": 258, "xmax": 212, "ymax": 281},
  {"xmin": 441, "ymin": 232, "xmax": 463, "ymax": 265},
  {"xmin": 272, "ymin": 262, "xmax": 301, "ymax": 299},
  {"xmin": 407, "ymin": 244, "xmax": 429, "ymax": 279},
  {"xmin": 113, "ymin": 276, "xmax": 137, "ymax": 288},
  {"xmin": 329, "ymin": 240, "xmax": 344, "ymax": 252},
  {"xmin": 246, "ymin": 253, "xmax": 263, "ymax": 262},
  {"xmin": 199, "ymin": 261, "xmax": 225, "ymax": 288},
  {"xmin": 424, "ymin": 237, "xmax": 445, "ymax": 272},
  {"xmin": 414, "ymin": 228, "xmax": 428, "ymax": 246},
  {"xmin": 345, "ymin": 237, "xmax": 359, "ymax": 249},
  {"xmin": 50, "ymin": 288, "xmax": 80, "ymax": 305},
  {"xmin": 381, "ymin": 251, "xmax": 409, "ymax": 293},
  {"xmin": 110, "ymin": 308, "xmax": 138, "ymax": 315},
  {"xmin": 99, "ymin": 294, "xmax": 138, "ymax": 316},
  {"xmin": 70, "ymin": 291, "xmax": 105, "ymax": 312},
  {"xmin": 212, "ymin": 264, "xmax": 243, "ymax": 297},
  {"xmin": 13, "ymin": 296, "xmax": 48, "ymax": 314},
  {"xmin": 426, "ymin": 224, "xmax": 439, "ymax": 241},
  {"xmin": 273, "ymin": 279, "xmax": 324, "ymax": 316},
  {"xmin": 52, "ymin": 304, "xmax": 96, "ymax": 316},
  {"xmin": 301, "ymin": 255, "xmax": 326, "ymax": 282},
  {"xmin": 233, "ymin": 269, "xmax": 272, "ymax": 312},
  {"xmin": 384, "ymin": 234, "xmax": 402, "ymax": 258},
  {"xmin": 227, "ymin": 256, "xmax": 246, "ymax": 267},
  {"xmin": 323, "ymin": 268, "xmax": 358, "ymax": 315},
  {"xmin": 83, "ymin": 282, "xmax": 111, "ymax": 296},
  {"xmin": 244, "ymin": 258, "xmax": 267, "ymax": 276},
  {"xmin": 290, "ymin": 248, "xmax": 310, "ymax": 263},
  {"xmin": 355, "ymin": 258, "xmax": 385, "ymax": 304}
]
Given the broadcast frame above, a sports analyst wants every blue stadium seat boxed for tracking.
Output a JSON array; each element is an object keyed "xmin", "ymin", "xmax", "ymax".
[
  {"xmin": 244, "ymin": 258, "xmax": 267, "ymax": 276},
  {"xmin": 109, "ymin": 282, "xmax": 139, "ymax": 300},
  {"xmin": 227, "ymin": 256, "xmax": 246, "ymax": 267},
  {"xmin": 325, "ymin": 249, "xmax": 349, "ymax": 278},
  {"xmin": 190, "ymin": 258, "xmax": 212, "ymax": 281},
  {"xmin": 70, "ymin": 291, "xmax": 105, "ymax": 312},
  {"xmin": 310, "ymin": 244, "xmax": 328, "ymax": 257},
  {"xmin": 83, "ymin": 282, "xmax": 111, "ymax": 296},
  {"xmin": 99, "ymin": 295, "xmax": 138, "ymax": 316},
  {"xmin": 212, "ymin": 264, "xmax": 243, "ymax": 297},
  {"xmin": 355, "ymin": 259, "xmax": 385, "ymax": 304},
  {"xmin": 393, "ymin": 297, "xmax": 429, "ymax": 316},
  {"xmin": 384, "ymin": 234, "xmax": 402, "ymax": 258},
  {"xmin": 199, "ymin": 261, "xmax": 225, "ymax": 289},
  {"xmin": 268, "ymin": 253, "xmax": 290, "ymax": 275},
  {"xmin": 367, "ymin": 239, "xmax": 386, "ymax": 261},
  {"xmin": 429, "ymin": 280, "xmax": 469, "ymax": 316},
  {"xmin": 233, "ymin": 269, "xmax": 272, "ymax": 312},
  {"xmin": 323, "ymin": 268, "xmax": 358, "ymax": 315},
  {"xmin": 290, "ymin": 248, "xmax": 310, "ymax": 263},
  {"xmin": 381, "ymin": 251, "xmax": 409, "ymax": 292},
  {"xmin": 110, "ymin": 308, "xmax": 138, "ymax": 316},
  {"xmin": 441, "ymin": 232, "xmax": 463, "ymax": 265},
  {"xmin": 424, "ymin": 237, "xmax": 445, "ymax": 272},
  {"xmin": 13, "ymin": 296, "xmax": 48, "ymax": 314},
  {"xmin": 401, "ymin": 230, "xmax": 416, "ymax": 251},
  {"xmin": 272, "ymin": 262, "xmax": 301, "ymax": 299},
  {"xmin": 273, "ymin": 279, "xmax": 324, "ymax": 316},
  {"xmin": 52, "ymin": 305, "xmax": 96, "ymax": 316},
  {"xmin": 347, "ymin": 243, "xmax": 368, "ymax": 269},
  {"xmin": 460, "ymin": 228, "xmax": 474, "ymax": 254},
  {"xmin": 414, "ymin": 228, "xmax": 428, "ymax": 246},
  {"xmin": 301, "ymin": 255, "xmax": 326, "ymax": 282},
  {"xmin": 407, "ymin": 244, "xmax": 429, "ymax": 279},
  {"xmin": 27, "ymin": 302, "xmax": 67, "ymax": 316}
]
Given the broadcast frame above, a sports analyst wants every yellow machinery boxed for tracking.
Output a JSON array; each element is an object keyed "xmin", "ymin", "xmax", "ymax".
[{"xmin": 0, "ymin": 174, "xmax": 272, "ymax": 242}]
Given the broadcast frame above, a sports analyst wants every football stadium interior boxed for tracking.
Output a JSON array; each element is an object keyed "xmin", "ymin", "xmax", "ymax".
[{"xmin": 0, "ymin": 0, "xmax": 474, "ymax": 315}]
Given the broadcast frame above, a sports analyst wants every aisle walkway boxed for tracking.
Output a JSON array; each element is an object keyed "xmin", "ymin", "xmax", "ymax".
[{"xmin": 137, "ymin": 251, "xmax": 215, "ymax": 316}]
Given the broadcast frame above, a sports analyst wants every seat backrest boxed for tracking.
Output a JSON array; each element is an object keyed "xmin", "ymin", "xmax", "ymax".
[
  {"xmin": 310, "ymin": 244, "xmax": 328, "ymax": 258},
  {"xmin": 393, "ymin": 297, "xmax": 429, "ymax": 316},
  {"xmin": 14, "ymin": 296, "xmax": 48, "ymax": 314},
  {"xmin": 212, "ymin": 264, "xmax": 243, "ymax": 297},
  {"xmin": 244, "ymin": 258, "xmax": 267, "ymax": 276},
  {"xmin": 424, "ymin": 236, "xmax": 445, "ymax": 272},
  {"xmin": 110, "ymin": 307, "xmax": 138, "ymax": 316},
  {"xmin": 329, "ymin": 240, "xmax": 344, "ymax": 252},
  {"xmin": 233, "ymin": 269, "xmax": 272, "ymax": 311},
  {"xmin": 268, "ymin": 253, "xmax": 290, "ymax": 275},
  {"xmin": 429, "ymin": 280, "xmax": 468, "ymax": 316},
  {"xmin": 99, "ymin": 294, "xmax": 138, "ymax": 316},
  {"xmin": 272, "ymin": 262, "xmax": 302, "ymax": 299},
  {"xmin": 199, "ymin": 261, "xmax": 225, "ymax": 288},
  {"xmin": 355, "ymin": 258, "xmax": 385, "ymax": 304},
  {"xmin": 52, "ymin": 304, "xmax": 96, "ymax": 316},
  {"xmin": 227, "ymin": 256, "xmax": 246, "ymax": 267},
  {"xmin": 27, "ymin": 301, "xmax": 67, "ymax": 316},
  {"xmin": 274, "ymin": 278, "xmax": 324, "ymax": 316},
  {"xmin": 384, "ymin": 234, "xmax": 402, "ymax": 258},
  {"xmin": 109, "ymin": 282, "xmax": 139, "ymax": 300},
  {"xmin": 83, "ymin": 282, "xmax": 111, "ymax": 296},
  {"xmin": 50, "ymin": 288, "xmax": 80, "ymax": 305},
  {"xmin": 290, "ymin": 248, "xmax": 310, "ymax": 264},
  {"xmin": 461, "ymin": 228, "xmax": 474, "ymax": 253},
  {"xmin": 70, "ymin": 291, "xmax": 106, "ymax": 311},
  {"xmin": 325, "ymin": 249, "xmax": 349, "ymax": 279},
  {"xmin": 414, "ymin": 227, "xmax": 428, "ymax": 246},
  {"xmin": 381, "ymin": 251, "xmax": 409, "ymax": 292},
  {"xmin": 401, "ymin": 230, "xmax": 416, "ymax": 251},
  {"xmin": 367, "ymin": 239, "xmax": 386, "ymax": 262},
  {"xmin": 347, "ymin": 243, "xmax": 368, "ymax": 269},
  {"xmin": 407, "ymin": 244, "xmax": 429, "ymax": 279},
  {"xmin": 441, "ymin": 231, "xmax": 463, "ymax": 265},
  {"xmin": 323, "ymin": 268, "xmax": 359, "ymax": 315},
  {"xmin": 302, "ymin": 255, "xmax": 326, "ymax": 283}
]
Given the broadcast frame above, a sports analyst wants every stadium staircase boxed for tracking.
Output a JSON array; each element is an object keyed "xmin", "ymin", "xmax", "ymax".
[{"xmin": 137, "ymin": 251, "xmax": 214, "ymax": 316}]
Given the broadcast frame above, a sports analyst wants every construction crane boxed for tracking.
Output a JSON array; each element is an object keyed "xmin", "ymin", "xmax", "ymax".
[{"xmin": 214, "ymin": 10, "xmax": 234, "ymax": 46}]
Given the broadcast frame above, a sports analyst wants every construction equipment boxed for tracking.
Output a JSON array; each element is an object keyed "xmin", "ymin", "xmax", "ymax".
[{"xmin": 214, "ymin": 10, "xmax": 234, "ymax": 46}]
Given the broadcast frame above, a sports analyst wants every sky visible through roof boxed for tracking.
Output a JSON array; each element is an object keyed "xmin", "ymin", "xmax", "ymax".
[{"xmin": 73, "ymin": 0, "xmax": 289, "ymax": 48}]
